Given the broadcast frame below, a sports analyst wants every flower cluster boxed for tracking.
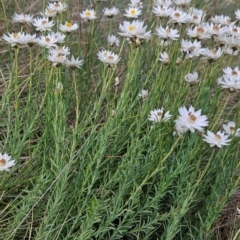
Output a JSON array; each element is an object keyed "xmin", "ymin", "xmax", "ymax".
[
  {"xmin": 217, "ymin": 66, "xmax": 240, "ymax": 91},
  {"xmin": 147, "ymin": 103, "xmax": 239, "ymax": 148},
  {"xmin": 3, "ymin": 2, "xmax": 84, "ymax": 69},
  {"xmin": 43, "ymin": 1, "xmax": 68, "ymax": 17},
  {"xmin": 2, "ymin": 0, "xmax": 240, "ymax": 164}
]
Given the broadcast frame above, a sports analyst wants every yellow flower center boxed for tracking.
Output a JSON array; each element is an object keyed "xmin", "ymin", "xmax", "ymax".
[
  {"xmin": 165, "ymin": 29, "xmax": 171, "ymax": 34},
  {"xmin": 174, "ymin": 13, "xmax": 180, "ymax": 18},
  {"xmin": 47, "ymin": 10, "xmax": 54, "ymax": 14},
  {"xmin": 66, "ymin": 22, "xmax": 73, "ymax": 27},
  {"xmin": 130, "ymin": 9, "xmax": 136, "ymax": 15},
  {"xmin": 211, "ymin": 49, "xmax": 217, "ymax": 54},
  {"xmin": 187, "ymin": 114, "xmax": 197, "ymax": 123},
  {"xmin": 13, "ymin": 33, "xmax": 19, "ymax": 38},
  {"xmin": 128, "ymin": 25, "xmax": 135, "ymax": 32},
  {"xmin": 85, "ymin": 11, "xmax": 91, "ymax": 17},
  {"xmin": 188, "ymin": 46, "xmax": 196, "ymax": 52},
  {"xmin": 214, "ymin": 134, "xmax": 222, "ymax": 141},
  {"xmin": 197, "ymin": 27, "xmax": 204, "ymax": 34},
  {"xmin": 0, "ymin": 159, "xmax": 6, "ymax": 166}
]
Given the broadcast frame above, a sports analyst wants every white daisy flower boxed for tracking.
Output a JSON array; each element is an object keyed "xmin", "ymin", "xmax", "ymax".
[
  {"xmin": 201, "ymin": 48, "xmax": 223, "ymax": 62},
  {"xmin": 159, "ymin": 52, "xmax": 170, "ymax": 65},
  {"xmin": 223, "ymin": 66, "xmax": 240, "ymax": 77},
  {"xmin": 52, "ymin": 32, "xmax": 66, "ymax": 43},
  {"xmin": 227, "ymin": 24, "xmax": 240, "ymax": 38},
  {"xmin": 38, "ymin": 32, "xmax": 65, "ymax": 47},
  {"xmin": 12, "ymin": 13, "xmax": 33, "ymax": 25},
  {"xmin": 41, "ymin": 8, "xmax": 57, "ymax": 18},
  {"xmin": 59, "ymin": 22, "xmax": 79, "ymax": 32},
  {"xmin": 203, "ymin": 130, "xmax": 231, "ymax": 148},
  {"xmin": 107, "ymin": 35, "xmax": 120, "ymax": 47},
  {"xmin": 187, "ymin": 25, "xmax": 211, "ymax": 40},
  {"xmin": 156, "ymin": 25, "xmax": 179, "ymax": 41},
  {"xmin": 2, "ymin": 32, "xmax": 27, "ymax": 46},
  {"xmin": 80, "ymin": 9, "xmax": 97, "ymax": 21},
  {"xmin": 205, "ymin": 23, "xmax": 227, "ymax": 37},
  {"xmin": 138, "ymin": 89, "xmax": 148, "ymax": 100},
  {"xmin": 174, "ymin": 121, "xmax": 188, "ymax": 136},
  {"xmin": 0, "ymin": 153, "xmax": 15, "ymax": 171},
  {"xmin": 180, "ymin": 39, "xmax": 205, "ymax": 58},
  {"xmin": 47, "ymin": 51, "xmax": 67, "ymax": 66},
  {"xmin": 118, "ymin": 20, "xmax": 152, "ymax": 43},
  {"xmin": 32, "ymin": 17, "xmax": 55, "ymax": 32},
  {"xmin": 188, "ymin": 8, "xmax": 205, "ymax": 25},
  {"xmin": 129, "ymin": 0, "xmax": 143, "ymax": 8},
  {"xmin": 175, "ymin": 105, "xmax": 209, "ymax": 133},
  {"xmin": 48, "ymin": 46, "xmax": 70, "ymax": 56},
  {"xmin": 103, "ymin": 7, "xmax": 119, "ymax": 17},
  {"xmin": 97, "ymin": 50, "xmax": 120, "ymax": 67},
  {"xmin": 148, "ymin": 108, "xmax": 172, "ymax": 122},
  {"xmin": 185, "ymin": 72, "xmax": 199, "ymax": 84},
  {"xmin": 37, "ymin": 35, "xmax": 58, "ymax": 48},
  {"xmin": 217, "ymin": 76, "xmax": 240, "ymax": 91},
  {"xmin": 47, "ymin": 1, "xmax": 68, "ymax": 14},
  {"xmin": 152, "ymin": 5, "xmax": 172, "ymax": 18},
  {"xmin": 64, "ymin": 55, "xmax": 84, "ymax": 69},
  {"xmin": 168, "ymin": 8, "xmax": 189, "ymax": 24},
  {"xmin": 124, "ymin": 7, "xmax": 142, "ymax": 18},
  {"xmin": 222, "ymin": 121, "xmax": 240, "ymax": 137}
]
